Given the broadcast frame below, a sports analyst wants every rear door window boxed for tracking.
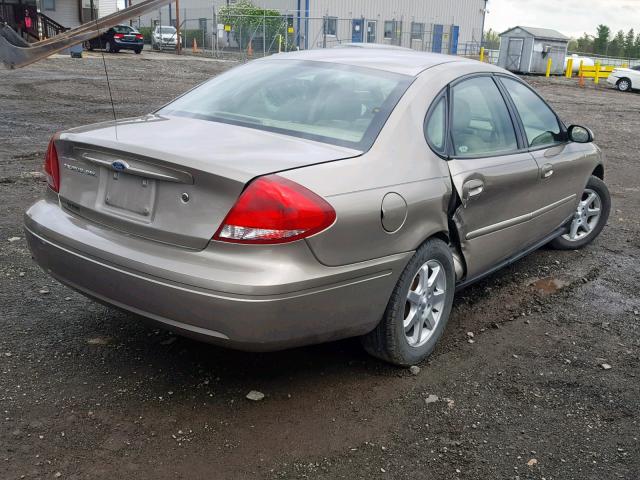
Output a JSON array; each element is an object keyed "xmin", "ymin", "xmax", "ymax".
[
  {"xmin": 500, "ymin": 77, "xmax": 563, "ymax": 148},
  {"xmin": 450, "ymin": 76, "xmax": 518, "ymax": 157}
]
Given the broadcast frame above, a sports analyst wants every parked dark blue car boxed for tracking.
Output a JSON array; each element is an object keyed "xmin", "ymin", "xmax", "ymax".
[{"xmin": 86, "ymin": 24, "xmax": 144, "ymax": 54}]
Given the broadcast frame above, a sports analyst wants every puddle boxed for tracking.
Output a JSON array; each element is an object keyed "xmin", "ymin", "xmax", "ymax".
[{"xmin": 529, "ymin": 277, "xmax": 570, "ymax": 295}]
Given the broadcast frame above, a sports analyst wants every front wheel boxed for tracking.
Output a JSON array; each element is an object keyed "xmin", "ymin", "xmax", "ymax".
[
  {"xmin": 617, "ymin": 78, "xmax": 632, "ymax": 92},
  {"xmin": 134, "ymin": 49, "xmax": 142, "ymax": 54},
  {"xmin": 550, "ymin": 175, "xmax": 611, "ymax": 250},
  {"xmin": 362, "ymin": 238, "xmax": 456, "ymax": 366}
]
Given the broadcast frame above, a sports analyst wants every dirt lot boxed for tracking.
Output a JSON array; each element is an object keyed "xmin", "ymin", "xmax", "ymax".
[{"xmin": 1, "ymin": 52, "xmax": 639, "ymax": 480}]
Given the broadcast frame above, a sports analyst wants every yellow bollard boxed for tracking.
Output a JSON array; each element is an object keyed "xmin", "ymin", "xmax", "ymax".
[
  {"xmin": 545, "ymin": 57, "xmax": 552, "ymax": 77},
  {"xmin": 278, "ymin": 34, "xmax": 282, "ymax": 53},
  {"xmin": 565, "ymin": 58, "xmax": 573, "ymax": 78},
  {"xmin": 594, "ymin": 62, "xmax": 601, "ymax": 84},
  {"xmin": 479, "ymin": 46, "xmax": 485, "ymax": 63}
]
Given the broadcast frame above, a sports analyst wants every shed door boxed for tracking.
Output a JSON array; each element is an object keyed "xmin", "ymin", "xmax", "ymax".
[{"xmin": 506, "ymin": 38, "xmax": 524, "ymax": 71}]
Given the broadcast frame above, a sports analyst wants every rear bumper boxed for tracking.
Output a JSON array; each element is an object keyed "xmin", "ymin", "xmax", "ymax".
[
  {"xmin": 114, "ymin": 39, "xmax": 143, "ymax": 50},
  {"xmin": 25, "ymin": 196, "xmax": 409, "ymax": 351}
]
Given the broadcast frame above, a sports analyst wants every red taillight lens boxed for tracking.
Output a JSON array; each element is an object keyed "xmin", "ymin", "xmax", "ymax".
[
  {"xmin": 135, "ymin": 34, "xmax": 144, "ymax": 40},
  {"xmin": 214, "ymin": 175, "xmax": 336, "ymax": 244},
  {"xmin": 114, "ymin": 33, "xmax": 124, "ymax": 39},
  {"xmin": 43, "ymin": 137, "xmax": 60, "ymax": 193}
]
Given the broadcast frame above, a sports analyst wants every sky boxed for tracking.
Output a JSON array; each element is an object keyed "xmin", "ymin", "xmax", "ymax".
[{"xmin": 485, "ymin": 0, "xmax": 640, "ymax": 39}]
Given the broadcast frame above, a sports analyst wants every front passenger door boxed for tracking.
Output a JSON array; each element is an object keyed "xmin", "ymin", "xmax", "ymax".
[
  {"xmin": 440, "ymin": 76, "xmax": 541, "ymax": 279},
  {"xmin": 498, "ymin": 76, "xmax": 593, "ymax": 232}
]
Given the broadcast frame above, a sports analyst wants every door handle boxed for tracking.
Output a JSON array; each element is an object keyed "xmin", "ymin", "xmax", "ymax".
[
  {"xmin": 461, "ymin": 179, "xmax": 485, "ymax": 205},
  {"xmin": 541, "ymin": 163, "xmax": 554, "ymax": 179}
]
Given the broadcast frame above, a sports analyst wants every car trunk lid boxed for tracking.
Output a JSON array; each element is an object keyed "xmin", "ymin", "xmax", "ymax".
[{"xmin": 55, "ymin": 115, "xmax": 360, "ymax": 250}]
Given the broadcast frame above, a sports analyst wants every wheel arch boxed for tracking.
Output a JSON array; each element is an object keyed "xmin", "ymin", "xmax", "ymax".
[
  {"xmin": 618, "ymin": 77, "xmax": 632, "ymax": 89},
  {"xmin": 592, "ymin": 163, "xmax": 604, "ymax": 180}
]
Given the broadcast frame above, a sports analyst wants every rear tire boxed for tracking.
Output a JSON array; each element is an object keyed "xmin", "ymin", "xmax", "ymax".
[
  {"xmin": 362, "ymin": 238, "xmax": 455, "ymax": 366},
  {"xmin": 105, "ymin": 40, "xmax": 113, "ymax": 53},
  {"xmin": 550, "ymin": 175, "xmax": 610, "ymax": 250},
  {"xmin": 617, "ymin": 78, "xmax": 632, "ymax": 92}
]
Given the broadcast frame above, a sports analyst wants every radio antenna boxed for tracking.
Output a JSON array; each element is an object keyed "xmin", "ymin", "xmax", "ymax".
[{"xmin": 97, "ymin": 20, "xmax": 118, "ymax": 139}]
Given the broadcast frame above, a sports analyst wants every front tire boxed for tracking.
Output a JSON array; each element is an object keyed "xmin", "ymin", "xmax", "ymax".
[
  {"xmin": 617, "ymin": 78, "xmax": 632, "ymax": 92},
  {"xmin": 550, "ymin": 175, "xmax": 610, "ymax": 250},
  {"xmin": 362, "ymin": 238, "xmax": 456, "ymax": 366},
  {"xmin": 134, "ymin": 49, "xmax": 142, "ymax": 54}
]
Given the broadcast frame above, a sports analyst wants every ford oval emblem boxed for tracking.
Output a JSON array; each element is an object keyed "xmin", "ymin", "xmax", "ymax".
[{"xmin": 111, "ymin": 160, "xmax": 129, "ymax": 171}]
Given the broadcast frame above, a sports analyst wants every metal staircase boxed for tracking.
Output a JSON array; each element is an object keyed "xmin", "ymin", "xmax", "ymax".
[{"xmin": 0, "ymin": 7, "xmax": 67, "ymax": 42}]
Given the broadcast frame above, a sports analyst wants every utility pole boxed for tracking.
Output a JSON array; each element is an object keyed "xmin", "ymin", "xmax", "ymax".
[{"xmin": 175, "ymin": 0, "xmax": 181, "ymax": 54}]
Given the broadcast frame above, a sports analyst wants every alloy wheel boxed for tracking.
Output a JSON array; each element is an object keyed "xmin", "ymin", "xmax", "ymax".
[
  {"xmin": 562, "ymin": 188, "xmax": 602, "ymax": 242},
  {"xmin": 404, "ymin": 259, "xmax": 447, "ymax": 348},
  {"xmin": 618, "ymin": 79, "xmax": 631, "ymax": 91}
]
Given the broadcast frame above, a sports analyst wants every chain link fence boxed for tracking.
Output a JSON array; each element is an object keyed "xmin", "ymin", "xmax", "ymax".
[{"xmin": 130, "ymin": 9, "xmax": 483, "ymax": 62}]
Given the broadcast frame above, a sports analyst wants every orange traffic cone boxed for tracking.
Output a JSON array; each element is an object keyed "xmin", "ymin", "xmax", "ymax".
[
  {"xmin": 247, "ymin": 40, "xmax": 254, "ymax": 57},
  {"xmin": 192, "ymin": 38, "xmax": 198, "ymax": 54},
  {"xmin": 579, "ymin": 71, "xmax": 585, "ymax": 88}
]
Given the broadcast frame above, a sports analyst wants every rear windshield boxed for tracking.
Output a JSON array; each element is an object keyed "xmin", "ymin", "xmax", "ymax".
[
  {"xmin": 113, "ymin": 25, "xmax": 136, "ymax": 33},
  {"xmin": 158, "ymin": 60, "xmax": 413, "ymax": 150}
]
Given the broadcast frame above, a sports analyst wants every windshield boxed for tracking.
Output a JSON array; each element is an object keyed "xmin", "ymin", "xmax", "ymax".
[
  {"xmin": 160, "ymin": 27, "xmax": 176, "ymax": 34},
  {"xmin": 158, "ymin": 60, "xmax": 413, "ymax": 150},
  {"xmin": 113, "ymin": 25, "xmax": 136, "ymax": 34}
]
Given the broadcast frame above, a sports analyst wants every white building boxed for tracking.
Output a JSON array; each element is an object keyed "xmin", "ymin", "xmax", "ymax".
[
  {"xmin": 1, "ymin": 0, "xmax": 487, "ymax": 52},
  {"xmin": 132, "ymin": 0, "xmax": 487, "ymax": 54}
]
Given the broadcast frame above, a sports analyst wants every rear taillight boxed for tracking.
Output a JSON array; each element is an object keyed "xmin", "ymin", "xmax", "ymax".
[
  {"xmin": 135, "ymin": 34, "xmax": 144, "ymax": 40},
  {"xmin": 114, "ymin": 33, "xmax": 124, "ymax": 39},
  {"xmin": 43, "ymin": 136, "xmax": 60, "ymax": 193},
  {"xmin": 214, "ymin": 175, "xmax": 336, "ymax": 244}
]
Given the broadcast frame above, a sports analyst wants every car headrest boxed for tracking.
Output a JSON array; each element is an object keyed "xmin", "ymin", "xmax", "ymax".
[{"xmin": 452, "ymin": 97, "xmax": 472, "ymax": 131}]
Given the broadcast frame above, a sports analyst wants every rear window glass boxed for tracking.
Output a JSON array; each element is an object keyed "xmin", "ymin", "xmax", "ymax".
[
  {"xmin": 158, "ymin": 60, "xmax": 412, "ymax": 150},
  {"xmin": 113, "ymin": 25, "xmax": 135, "ymax": 33}
]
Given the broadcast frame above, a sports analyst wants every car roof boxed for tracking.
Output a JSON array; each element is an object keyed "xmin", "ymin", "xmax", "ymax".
[{"xmin": 264, "ymin": 46, "xmax": 479, "ymax": 76}]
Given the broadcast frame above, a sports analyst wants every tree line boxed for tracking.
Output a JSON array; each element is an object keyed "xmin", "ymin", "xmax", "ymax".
[
  {"xmin": 484, "ymin": 25, "xmax": 640, "ymax": 59},
  {"xmin": 570, "ymin": 26, "xmax": 639, "ymax": 58}
]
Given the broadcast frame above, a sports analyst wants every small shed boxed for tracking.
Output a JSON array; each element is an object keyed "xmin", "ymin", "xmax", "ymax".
[{"xmin": 497, "ymin": 26, "xmax": 569, "ymax": 75}]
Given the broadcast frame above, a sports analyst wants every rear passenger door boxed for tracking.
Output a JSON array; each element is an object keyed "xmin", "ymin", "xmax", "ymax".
[
  {"xmin": 498, "ymin": 76, "xmax": 592, "ymax": 232},
  {"xmin": 428, "ymin": 75, "xmax": 542, "ymax": 279}
]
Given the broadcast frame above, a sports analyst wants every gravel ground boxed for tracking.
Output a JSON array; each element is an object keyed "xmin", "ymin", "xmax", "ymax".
[{"xmin": 1, "ymin": 52, "xmax": 639, "ymax": 480}]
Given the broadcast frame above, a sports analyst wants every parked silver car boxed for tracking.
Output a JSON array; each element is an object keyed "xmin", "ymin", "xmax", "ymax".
[
  {"xmin": 25, "ymin": 48, "xmax": 610, "ymax": 365},
  {"xmin": 151, "ymin": 25, "xmax": 178, "ymax": 50}
]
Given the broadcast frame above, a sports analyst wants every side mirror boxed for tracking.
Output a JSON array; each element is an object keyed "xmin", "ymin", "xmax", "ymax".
[{"xmin": 568, "ymin": 125, "xmax": 594, "ymax": 143}]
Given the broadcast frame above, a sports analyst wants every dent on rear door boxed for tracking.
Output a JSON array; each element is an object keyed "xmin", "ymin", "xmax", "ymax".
[{"xmin": 447, "ymin": 153, "xmax": 542, "ymax": 279}]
